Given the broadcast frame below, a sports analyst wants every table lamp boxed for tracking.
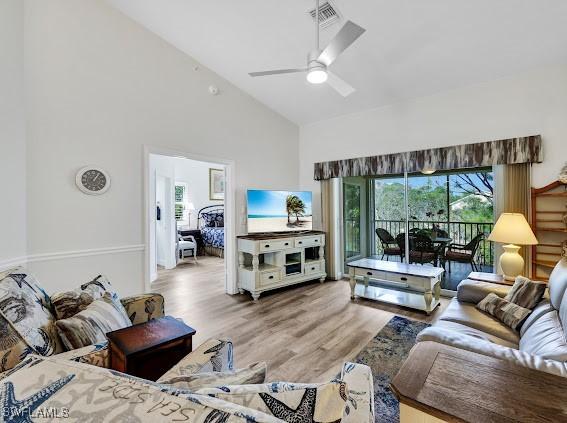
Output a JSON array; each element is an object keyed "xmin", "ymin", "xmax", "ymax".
[
  {"xmin": 488, "ymin": 213, "xmax": 538, "ymax": 281},
  {"xmin": 187, "ymin": 202, "xmax": 196, "ymax": 227}
]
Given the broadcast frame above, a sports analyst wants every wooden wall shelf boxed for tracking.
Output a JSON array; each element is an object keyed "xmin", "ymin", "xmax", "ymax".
[
  {"xmin": 538, "ymin": 192, "xmax": 567, "ymax": 197},
  {"xmin": 535, "ymin": 227, "xmax": 567, "ymax": 233},
  {"xmin": 531, "ymin": 180, "xmax": 567, "ymax": 281},
  {"xmin": 533, "ymin": 259, "xmax": 559, "ymax": 268}
]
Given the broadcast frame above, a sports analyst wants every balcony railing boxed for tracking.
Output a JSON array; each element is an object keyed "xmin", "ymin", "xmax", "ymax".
[
  {"xmin": 373, "ymin": 219, "xmax": 494, "ymax": 266},
  {"xmin": 345, "ymin": 219, "xmax": 361, "ymax": 259}
]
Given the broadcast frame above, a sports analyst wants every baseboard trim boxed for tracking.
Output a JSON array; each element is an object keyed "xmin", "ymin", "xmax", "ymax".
[{"xmin": 0, "ymin": 245, "xmax": 145, "ymax": 270}]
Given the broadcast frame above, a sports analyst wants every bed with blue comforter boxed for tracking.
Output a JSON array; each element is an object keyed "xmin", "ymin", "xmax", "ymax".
[
  {"xmin": 200, "ymin": 226, "xmax": 224, "ymax": 248},
  {"xmin": 198, "ymin": 205, "xmax": 225, "ymax": 255}
]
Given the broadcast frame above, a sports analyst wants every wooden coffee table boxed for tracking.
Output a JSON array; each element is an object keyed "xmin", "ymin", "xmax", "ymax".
[
  {"xmin": 107, "ymin": 316, "xmax": 196, "ymax": 381},
  {"xmin": 347, "ymin": 259, "xmax": 444, "ymax": 314},
  {"xmin": 392, "ymin": 341, "xmax": 567, "ymax": 422}
]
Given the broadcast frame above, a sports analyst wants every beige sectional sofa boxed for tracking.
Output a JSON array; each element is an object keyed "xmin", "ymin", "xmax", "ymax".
[
  {"xmin": 417, "ymin": 258, "xmax": 567, "ymax": 377},
  {"xmin": 0, "ymin": 268, "xmax": 374, "ymax": 422}
]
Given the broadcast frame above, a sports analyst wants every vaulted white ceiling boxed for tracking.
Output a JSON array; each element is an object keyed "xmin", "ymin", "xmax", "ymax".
[{"xmin": 107, "ymin": 0, "xmax": 567, "ymax": 125}]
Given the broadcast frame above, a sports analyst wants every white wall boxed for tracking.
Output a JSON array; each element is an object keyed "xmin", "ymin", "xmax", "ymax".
[
  {"xmin": 24, "ymin": 0, "xmax": 299, "ymax": 295},
  {"xmin": 300, "ymin": 64, "xmax": 567, "ymax": 228},
  {"xmin": 0, "ymin": 0, "xmax": 27, "ymax": 268},
  {"xmin": 173, "ymin": 158, "xmax": 224, "ymax": 230}
]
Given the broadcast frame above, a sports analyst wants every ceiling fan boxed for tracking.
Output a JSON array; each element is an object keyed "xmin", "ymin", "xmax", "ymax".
[{"xmin": 248, "ymin": 0, "xmax": 366, "ymax": 97}]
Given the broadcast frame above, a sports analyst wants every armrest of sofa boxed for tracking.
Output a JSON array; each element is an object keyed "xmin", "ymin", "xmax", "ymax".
[
  {"xmin": 456, "ymin": 279, "xmax": 512, "ymax": 304},
  {"xmin": 417, "ymin": 327, "xmax": 567, "ymax": 378},
  {"xmin": 340, "ymin": 362, "xmax": 375, "ymax": 423},
  {"xmin": 120, "ymin": 293, "xmax": 165, "ymax": 325},
  {"xmin": 56, "ymin": 341, "xmax": 109, "ymax": 368}
]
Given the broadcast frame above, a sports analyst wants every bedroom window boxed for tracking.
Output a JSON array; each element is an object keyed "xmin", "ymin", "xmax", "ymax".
[{"xmin": 175, "ymin": 183, "xmax": 187, "ymax": 223}]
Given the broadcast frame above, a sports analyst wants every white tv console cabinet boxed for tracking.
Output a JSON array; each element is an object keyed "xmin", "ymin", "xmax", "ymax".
[{"xmin": 237, "ymin": 231, "xmax": 326, "ymax": 301}]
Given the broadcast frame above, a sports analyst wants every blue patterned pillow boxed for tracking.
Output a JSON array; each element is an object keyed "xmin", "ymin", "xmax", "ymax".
[
  {"xmin": 202, "ymin": 212, "xmax": 224, "ymax": 227},
  {"xmin": 0, "ymin": 268, "xmax": 64, "ymax": 371}
]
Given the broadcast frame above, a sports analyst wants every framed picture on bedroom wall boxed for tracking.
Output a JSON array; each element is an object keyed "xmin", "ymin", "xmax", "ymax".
[{"xmin": 209, "ymin": 168, "xmax": 225, "ymax": 201}]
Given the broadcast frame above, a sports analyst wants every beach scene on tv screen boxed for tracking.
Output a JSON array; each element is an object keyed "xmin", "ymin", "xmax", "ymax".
[{"xmin": 247, "ymin": 190, "xmax": 313, "ymax": 233}]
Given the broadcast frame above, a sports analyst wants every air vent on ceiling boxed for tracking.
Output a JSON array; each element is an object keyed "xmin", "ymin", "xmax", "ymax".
[{"xmin": 308, "ymin": 1, "xmax": 341, "ymax": 29}]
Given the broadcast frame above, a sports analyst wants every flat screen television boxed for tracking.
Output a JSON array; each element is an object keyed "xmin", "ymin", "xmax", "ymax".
[{"xmin": 247, "ymin": 190, "xmax": 313, "ymax": 234}]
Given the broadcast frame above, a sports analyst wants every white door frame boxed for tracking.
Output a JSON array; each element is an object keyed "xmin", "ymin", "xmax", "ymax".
[{"xmin": 143, "ymin": 145, "xmax": 237, "ymax": 295}]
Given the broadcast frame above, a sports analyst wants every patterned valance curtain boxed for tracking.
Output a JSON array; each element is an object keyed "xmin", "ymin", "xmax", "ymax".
[{"xmin": 313, "ymin": 135, "xmax": 543, "ymax": 180}]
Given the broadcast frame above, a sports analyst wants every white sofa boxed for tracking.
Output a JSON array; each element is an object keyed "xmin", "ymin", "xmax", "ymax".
[{"xmin": 417, "ymin": 258, "xmax": 567, "ymax": 377}]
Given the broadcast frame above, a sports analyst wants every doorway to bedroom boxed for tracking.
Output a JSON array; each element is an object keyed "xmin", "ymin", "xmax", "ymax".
[{"xmin": 146, "ymin": 151, "xmax": 232, "ymax": 295}]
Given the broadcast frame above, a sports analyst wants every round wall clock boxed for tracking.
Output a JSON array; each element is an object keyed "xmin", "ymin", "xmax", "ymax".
[{"xmin": 75, "ymin": 166, "xmax": 110, "ymax": 195}]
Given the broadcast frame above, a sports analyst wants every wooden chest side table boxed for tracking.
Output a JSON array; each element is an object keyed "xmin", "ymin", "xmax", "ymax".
[{"xmin": 107, "ymin": 316, "xmax": 196, "ymax": 381}]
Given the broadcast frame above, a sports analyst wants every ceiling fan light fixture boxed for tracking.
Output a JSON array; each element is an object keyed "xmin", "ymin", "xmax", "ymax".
[{"xmin": 307, "ymin": 68, "xmax": 328, "ymax": 84}]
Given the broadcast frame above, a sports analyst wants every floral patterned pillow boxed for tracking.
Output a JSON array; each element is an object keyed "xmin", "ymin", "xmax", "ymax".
[
  {"xmin": 202, "ymin": 212, "xmax": 224, "ymax": 227},
  {"xmin": 51, "ymin": 275, "xmax": 118, "ymax": 320},
  {"xmin": 0, "ymin": 268, "xmax": 64, "ymax": 371}
]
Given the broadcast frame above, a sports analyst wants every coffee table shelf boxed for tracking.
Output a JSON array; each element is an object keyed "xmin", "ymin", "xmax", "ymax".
[{"xmin": 347, "ymin": 259, "xmax": 444, "ymax": 315}]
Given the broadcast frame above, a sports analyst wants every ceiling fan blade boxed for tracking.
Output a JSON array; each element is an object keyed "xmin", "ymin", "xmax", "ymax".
[
  {"xmin": 249, "ymin": 68, "xmax": 307, "ymax": 77},
  {"xmin": 318, "ymin": 21, "xmax": 366, "ymax": 66},
  {"xmin": 327, "ymin": 72, "xmax": 356, "ymax": 97}
]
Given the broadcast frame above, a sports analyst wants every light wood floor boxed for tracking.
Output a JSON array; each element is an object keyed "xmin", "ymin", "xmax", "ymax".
[{"xmin": 153, "ymin": 256, "xmax": 449, "ymax": 383}]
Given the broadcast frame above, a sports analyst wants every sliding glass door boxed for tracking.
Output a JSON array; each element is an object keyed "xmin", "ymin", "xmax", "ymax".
[
  {"xmin": 372, "ymin": 175, "xmax": 407, "ymax": 256},
  {"xmin": 343, "ymin": 178, "xmax": 367, "ymax": 270},
  {"xmin": 353, "ymin": 167, "xmax": 495, "ymax": 291}
]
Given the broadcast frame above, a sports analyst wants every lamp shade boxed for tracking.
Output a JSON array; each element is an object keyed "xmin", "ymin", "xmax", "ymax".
[{"xmin": 488, "ymin": 213, "xmax": 538, "ymax": 245}]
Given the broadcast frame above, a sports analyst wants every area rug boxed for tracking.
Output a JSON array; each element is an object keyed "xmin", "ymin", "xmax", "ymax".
[{"xmin": 352, "ymin": 315, "xmax": 430, "ymax": 423}]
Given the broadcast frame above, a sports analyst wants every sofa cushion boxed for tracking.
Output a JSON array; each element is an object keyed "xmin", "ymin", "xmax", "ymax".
[
  {"xmin": 548, "ymin": 258, "xmax": 567, "ymax": 310},
  {"xmin": 504, "ymin": 276, "xmax": 546, "ymax": 309},
  {"xmin": 1, "ymin": 355, "xmax": 280, "ymax": 422},
  {"xmin": 439, "ymin": 298, "xmax": 520, "ymax": 344},
  {"xmin": 416, "ymin": 333, "xmax": 567, "ymax": 378},
  {"xmin": 476, "ymin": 293, "xmax": 532, "ymax": 330},
  {"xmin": 340, "ymin": 362, "xmax": 374, "ymax": 423},
  {"xmin": 519, "ymin": 310, "xmax": 567, "ymax": 361},
  {"xmin": 56, "ymin": 293, "xmax": 132, "ymax": 350},
  {"xmin": 158, "ymin": 338, "xmax": 234, "ymax": 382},
  {"xmin": 520, "ymin": 299, "xmax": 553, "ymax": 337},
  {"xmin": 56, "ymin": 341, "xmax": 109, "ymax": 368},
  {"xmin": 457, "ymin": 279, "xmax": 511, "ymax": 304},
  {"xmin": 0, "ymin": 268, "xmax": 63, "ymax": 366},
  {"xmin": 51, "ymin": 275, "xmax": 117, "ymax": 320},
  {"xmin": 195, "ymin": 381, "xmax": 347, "ymax": 422},
  {"xmin": 160, "ymin": 361, "xmax": 267, "ymax": 391},
  {"xmin": 432, "ymin": 320, "xmax": 518, "ymax": 348}
]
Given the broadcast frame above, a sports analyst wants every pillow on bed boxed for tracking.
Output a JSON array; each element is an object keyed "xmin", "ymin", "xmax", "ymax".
[{"xmin": 202, "ymin": 212, "xmax": 224, "ymax": 227}]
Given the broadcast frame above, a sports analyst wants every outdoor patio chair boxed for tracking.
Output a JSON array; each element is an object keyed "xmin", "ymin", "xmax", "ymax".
[
  {"xmin": 376, "ymin": 228, "xmax": 401, "ymax": 260},
  {"xmin": 395, "ymin": 233, "xmax": 408, "ymax": 261},
  {"xmin": 409, "ymin": 233, "xmax": 438, "ymax": 266},
  {"xmin": 444, "ymin": 233, "xmax": 485, "ymax": 272}
]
